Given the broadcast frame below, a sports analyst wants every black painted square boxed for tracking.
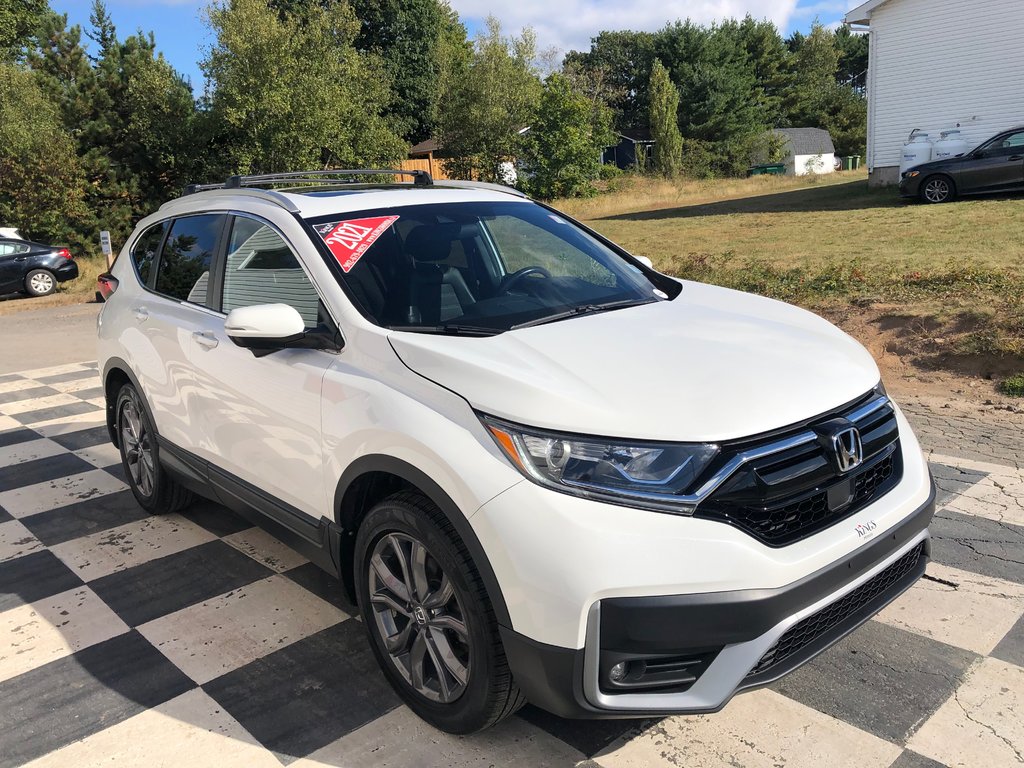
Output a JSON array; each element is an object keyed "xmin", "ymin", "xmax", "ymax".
[
  {"xmin": 992, "ymin": 613, "xmax": 1024, "ymax": 669},
  {"xmin": 180, "ymin": 498, "xmax": 252, "ymax": 538},
  {"xmin": 0, "ymin": 503, "xmax": 10, "ymax": 524},
  {"xmin": 928, "ymin": 461, "xmax": 988, "ymax": 507},
  {"xmin": 11, "ymin": 401, "xmax": 97, "ymax": 425},
  {"xmin": 203, "ymin": 620, "xmax": 399, "ymax": 762},
  {"xmin": 929, "ymin": 508, "xmax": 1024, "ymax": 585},
  {"xmin": 0, "ymin": 374, "xmax": 25, "ymax": 384},
  {"xmin": 0, "ymin": 630, "xmax": 194, "ymax": 768},
  {"xmin": 0, "ymin": 427, "xmax": 39, "ymax": 449},
  {"xmin": 0, "ymin": 549, "xmax": 84, "ymax": 612},
  {"xmin": 771, "ymin": 620, "xmax": 978, "ymax": 744},
  {"xmin": 20, "ymin": 490, "xmax": 150, "ymax": 546},
  {"xmin": 890, "ymin": 750, "xmax": 949, "ymax": 768},
  {"xmin": 73, "ymin": 386, "xmax": 105, "ymax": 401},
  {"xmin": 0, "ymin": 452, "xmax": 94, "ymax": 492},
  {"xmin": 518, "ymin": 705, "xmax": 654, "ymax": 758},
  {"xmin": 0, "ymin": 386, "xmax": 59, "ymax": 405},
  {"xmin": 36, "ymin": 370, "xmax": 100, "ymax": 385},
  {"xmin": 91, "ymin": 540, "xmax": 274, "ymax": 627},
  {"xmin": 283, "ymin": 562, "xmax": 355, "ymax": 613},
  {"xmin": 49, "ymin": 425, "xmax": 112, "ymax": 451}
]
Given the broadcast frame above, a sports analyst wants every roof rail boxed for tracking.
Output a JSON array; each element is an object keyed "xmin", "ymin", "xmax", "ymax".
[
  {"xmin": 432, "ymin": 179, "xmax": 528, "ymax": 198},
  {"xmin": 161, "ymin": 187, "xmax": 303, "ymax": 214},
  {"xmin": 182, "ymin": 168, "xmax": 432, "ymax": 197}
]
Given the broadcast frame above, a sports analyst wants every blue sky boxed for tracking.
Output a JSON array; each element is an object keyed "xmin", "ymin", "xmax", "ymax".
[{"xmin": 49, "ymin": 0, "xmax": 853, "ymax": 96}]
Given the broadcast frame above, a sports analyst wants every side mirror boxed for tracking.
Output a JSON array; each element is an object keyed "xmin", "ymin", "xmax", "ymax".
[
  {"xmin": 224, "ymin": 303, "xmax": 310, "ymax": 355},
  {"xmin": 635, "ymin": 255, "xmax": 654, "ymax": 269}
]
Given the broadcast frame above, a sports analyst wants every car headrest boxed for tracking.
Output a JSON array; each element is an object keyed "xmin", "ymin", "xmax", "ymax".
[{"xmin": 405, "ymin": 223, "xmax": 477, "ymax": 262}]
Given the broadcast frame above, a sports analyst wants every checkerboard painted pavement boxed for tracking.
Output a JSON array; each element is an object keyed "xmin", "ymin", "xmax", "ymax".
[{"xmin": 1, "ymin": 362, "xmax": 1022, "ymax": 768}]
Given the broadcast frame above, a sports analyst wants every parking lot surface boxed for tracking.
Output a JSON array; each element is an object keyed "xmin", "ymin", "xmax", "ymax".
[{"xmin": 0, "ymin": 362, "xmax": 1021, "ymax": 768}]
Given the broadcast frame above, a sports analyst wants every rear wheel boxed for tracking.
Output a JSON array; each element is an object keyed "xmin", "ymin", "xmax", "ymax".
[
  {"xmin": 355, "ymin": 491, "xmax": 524, "ymax": 733},
  {"xmin": 920, "ymin": 175, "xmax": 956, "ymax": 203},
  {"xmin": 25, "ymin": 269, "xmax": 56, "ymax": 296},
  {"xmin": 116, "ymin": 383, "xmax": 192, "ymax": 514}
]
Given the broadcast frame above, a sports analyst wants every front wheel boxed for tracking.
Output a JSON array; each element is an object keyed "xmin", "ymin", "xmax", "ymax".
[
  {"xmin": 920, "ymin": 175, "xmax": 956, "ymax": 204},
  {"xmin": 355, "ymin": 491, "xmax": 524, "ymax": 733}
]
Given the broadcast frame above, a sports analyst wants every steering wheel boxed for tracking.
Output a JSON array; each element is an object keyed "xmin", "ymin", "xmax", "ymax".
[{"xmin": 497, "ymin": 266, "xmax": 552, "ymax": 294}]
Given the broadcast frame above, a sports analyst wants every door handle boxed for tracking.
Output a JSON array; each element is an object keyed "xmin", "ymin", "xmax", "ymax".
[
  {"xmin": 192, "ymin": 330, "xmax": 219, "ymax": 350},
  {"xmin": 14, "ymin": 256, "xmax": 29, "ymax": 262},
  {"xmin": 132, "ymin": 306, "xmax": 149, "ymax": 322},
  {"xmin": 1009, "ymin": 155, "xmax": 1023, "ymax": 161}
]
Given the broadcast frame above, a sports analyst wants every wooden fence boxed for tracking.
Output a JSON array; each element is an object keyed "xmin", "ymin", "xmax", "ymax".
[{"xmin": 399, "ymin": 157, "xmax": 453, "ymax": 180}]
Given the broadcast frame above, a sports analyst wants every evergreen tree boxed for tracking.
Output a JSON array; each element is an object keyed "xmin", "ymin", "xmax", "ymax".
[
  {"xmin": 436, "ymin": 17, "xmax": 542, "ymax": 182},
  {"xmin": 0, "ymin": 0, "xmax": 49, "ymax": 61},
  {"xmin": 648, "ymin": 59, "xmax": 682, "ymax": 177},
  {"xmin": 563, "ymin": 30, "xmax": 656, "ymax": 131},
  {"xmin": 203, "ymin": 0, "xmax": 405, "ymax": 175},
  {"xmin": 522, "ymin": 72, "xmax": 615, "ymax": 199}
]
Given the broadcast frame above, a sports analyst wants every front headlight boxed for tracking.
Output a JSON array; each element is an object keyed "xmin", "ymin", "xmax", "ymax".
[
  {"xmin": 481, "ymin": 415, "xmax": 718, "ymax": 514},
  {"xmin": 904, "ymin": 170, "xmax": 920, "ymax": 179}
]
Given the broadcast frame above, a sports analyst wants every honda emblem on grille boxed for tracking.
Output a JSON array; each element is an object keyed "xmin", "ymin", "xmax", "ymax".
[{"xmin": 832, "ymin": 427, "xmax": 863, "ymax": 473}]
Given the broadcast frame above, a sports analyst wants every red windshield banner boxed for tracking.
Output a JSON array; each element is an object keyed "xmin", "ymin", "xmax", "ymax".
[{"xmin": 316, "ymin": 215, "xmax": 399, "ymax": 273}]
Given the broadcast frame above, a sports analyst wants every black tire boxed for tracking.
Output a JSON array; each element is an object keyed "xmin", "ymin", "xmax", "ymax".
[
  {"xmin": 354, "ymin": 491, "xmax": 524, "ymax": 733},
  {"xmin": 24, "ymin": 269, "xmax": 57, "ymax": 296},
  {"xmin": 115, "ymin": 383, "xmax": 193, "ymax": 514},
  {"xmin": 919, "ymin": 174, "xmax": 956, "ymax": 204}
]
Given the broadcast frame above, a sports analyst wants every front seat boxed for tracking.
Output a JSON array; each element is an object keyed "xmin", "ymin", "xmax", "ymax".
[{"xmin": 404, "ymin": 224, "xmax": 476, "ymax": 324}]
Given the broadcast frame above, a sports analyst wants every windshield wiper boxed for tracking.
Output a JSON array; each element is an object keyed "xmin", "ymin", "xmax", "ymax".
[
  {"xmin": 511, "ymin": 297, "xmax": 660, "ymax": 330},
  {"xmin": 387, "ymin": 324, "xmax": 501, "ymax": 337}
]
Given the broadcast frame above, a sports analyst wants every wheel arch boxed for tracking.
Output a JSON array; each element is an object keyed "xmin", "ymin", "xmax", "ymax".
[
  {"xmin": 102, "ymin": 357, "xmax": 153, "ymax": 449},
  {"xmin": 921, "ymin": 172, "xmax": 957, "ymax": 202},
  {"xmin": 334, "ymin": 454, "xmax": 512, "ymax": 629}
]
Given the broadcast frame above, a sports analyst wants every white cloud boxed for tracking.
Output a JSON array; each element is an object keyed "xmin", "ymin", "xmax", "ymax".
[{"xmin": 449, "ymin": 0, "xmax": 800, "ymax": 55}]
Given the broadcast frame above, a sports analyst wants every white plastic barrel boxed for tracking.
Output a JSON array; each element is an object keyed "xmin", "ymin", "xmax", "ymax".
[
  {"xmin": 932, "ymin": 129, "xmax": 970, "ymax": 161},
  {"xmin": 901, "ymin": 131, "xmax": 933, "ymax": 174}
]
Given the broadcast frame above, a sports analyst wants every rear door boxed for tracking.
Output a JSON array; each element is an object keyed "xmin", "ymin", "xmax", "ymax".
[
  {"xmin": 959, "ymin": 131, "xmax": 1024, "ymax": 193},
  {"xmin": 186, "ymin": 213, "xmax": 335, "ymax": 521},
  {"xmin": 132, "ymin": 213, "xmax": 226, "ymax": 451}
]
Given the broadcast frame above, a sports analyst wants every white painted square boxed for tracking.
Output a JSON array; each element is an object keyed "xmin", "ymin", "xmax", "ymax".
[
  {"xmin": 50, "ymin": 513, "xmax": 216, "ymax": 581},
  {"xmin": 17, "ymin": 363, "xmax": 90, "ymax": 379},
  {"xmin": 73, "ymin": 442, "xmax": 121, "ymax": 469},
  {"xmin": 876, "ymin": 562, "xmax": 1024, "ymax": 655},
  {"xmin": 0, "ymin": 438, "xmax": 65, "ymax": 467},
  {"xmin": 138, "ymin": 574, "xmax": 346, "ymax": 685},
  {"xmin": 0, "ymin": 469, "xmax": 127, "ymax": 518},
  {"xmin": 908, "ymin": 658, "xmax": 1024, "ymax": 767},
  {"xmin": 1, "ymin": 393, "xmax": 82, "ymax": 416},
  {"xmin": 31, "ymin": 411, "xmax": 106, "ymax": 436},
  {"xmin": 593, "ymin": 689, "xmax": 901, "ymax": 768},
  {"xmin": 0, "ymin": 586, "xmax": 129, "ymax": 683},
  {"xmin": 222, "ymin": 527, "xmax": 308, "ymax": 573},
  {"xmin": 0, "ymin": 519, "xmax": 44, "ymax": 563}
]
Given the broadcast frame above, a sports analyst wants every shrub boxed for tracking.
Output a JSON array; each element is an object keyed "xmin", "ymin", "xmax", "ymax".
[{"xmin": 1000, "ymin": 374, "xmax": 1024, "ymax": 397}]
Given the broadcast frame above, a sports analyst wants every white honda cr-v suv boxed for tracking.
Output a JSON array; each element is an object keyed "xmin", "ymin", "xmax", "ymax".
[{"xmin": 97, "ymin": 169, "xmax": 934, "ymax": 734}]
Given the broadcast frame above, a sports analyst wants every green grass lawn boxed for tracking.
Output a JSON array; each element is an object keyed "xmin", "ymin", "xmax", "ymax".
[{"xmin": 558, "ymin": 171, "xmax": 1024, "ymax": 370}]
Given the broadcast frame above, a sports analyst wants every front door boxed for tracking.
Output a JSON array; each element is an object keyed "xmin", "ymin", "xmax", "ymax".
[
  {"xmin": 958, "ymin": 130, "xmax": 1024, "ymax": 193},
  {"xmin": 0, "ymin": 242, "xmax": 22, "ymax": 292},
  {"xmin": 187, "ymin": 214, "xmax": 334, "ymax": 520}
]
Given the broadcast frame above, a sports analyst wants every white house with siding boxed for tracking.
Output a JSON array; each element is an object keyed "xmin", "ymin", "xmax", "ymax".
[{"xmin": 846, "ymin": 0, "xmax": 1024, "ymax": 186}]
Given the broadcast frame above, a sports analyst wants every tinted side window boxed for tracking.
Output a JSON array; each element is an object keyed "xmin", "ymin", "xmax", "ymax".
[
  {"xmin": 997, "ymin": 132, "xmax": 1024, "ymax": 150},
  {"xmin": 131, "ymin": 222, "xmax": 166, "ymax": 285},
  {"xmin": 222, "ymin": 217, "xmax": 320, "ymax": 327},
  {"xmin": 155, "ymin": 215, "xmax": 222, "ymax": 305}
]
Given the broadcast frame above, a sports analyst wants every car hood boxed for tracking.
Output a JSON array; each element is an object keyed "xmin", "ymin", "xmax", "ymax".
[{"xmin": 388, "ymin": 281, "xmax": 880, "ymax": 442}]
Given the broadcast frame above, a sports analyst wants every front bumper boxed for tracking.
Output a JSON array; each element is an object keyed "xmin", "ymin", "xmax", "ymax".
[
  {"xmin": 501, "ymin": 485, "xmax": 934, "ymax": 718},
  {"xmin": 898, "ymin": 174, "xmax": 922, "ymax": 198}
]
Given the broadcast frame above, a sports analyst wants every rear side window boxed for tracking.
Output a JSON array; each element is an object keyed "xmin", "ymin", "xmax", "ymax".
[
  {"xmin": 222, "ymin": 216, "xmax": 320, "ymax": 327},
  {"xmin": 131, "ymin": 222, "xmax": 166, "ymax": 285},
  {"xmin": 155, "ymin": 214, "xmax": 223, "ymax": 305}
]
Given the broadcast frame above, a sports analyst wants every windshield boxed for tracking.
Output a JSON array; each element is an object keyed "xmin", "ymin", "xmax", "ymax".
[{"xmin": 305, "ymin": 200, "xmax": 666, "ymax": 334}]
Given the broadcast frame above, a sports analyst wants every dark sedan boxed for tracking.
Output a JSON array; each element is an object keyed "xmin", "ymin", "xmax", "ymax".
[
  {"xmin": 0, "ymin": 238, "xmax": 79, "ymax": 297},
  {"xmin": 900, "ymin": 127, "xmax": 1024, "ymax": 203}
]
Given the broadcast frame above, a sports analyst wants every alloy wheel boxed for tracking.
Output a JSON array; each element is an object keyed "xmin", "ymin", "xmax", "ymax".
[
  {"xmin": 29, "ymin": 272, "xmax": 54, "ymax": 294},
  {"xmin": 368, "ymin": 532, "xmax": 471, "ymax": 703},
  {"xmin": 120, "ymin": 394, "xmax": 154, "ymax": 497},
  {"xmin": 923, "ymin": 178, "xmax": 950, "ymax": 203}
]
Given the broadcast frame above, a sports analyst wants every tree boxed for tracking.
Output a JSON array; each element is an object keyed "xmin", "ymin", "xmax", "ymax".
[
  {"xmin": 521, "ymin": 72, "xmax": 615, "ymax": 199},
  {"xmin": 0, "ymin": 63, "xmax": 89, "ymax": 248},
  {"xmin": 735, "ymin": 15, "xmax": 791, "ymax": 128},
  {"xmin": 648, "ymin": 59, "xmax": 682, "ymax": 177},
  {"xmin": 834, "ymin": 25, "xmax": 869, "ymax": 87},
  {"xmin": 348, "ymin": 0, "xmax": 470, "ymax": 144},
  {"xmin": 564, "ymin": 30, "xmax": 656, "ymax": 131},
  {"xmin": 436, "ymin": 17, "xmax": 542, "ymax": 182},
  {"xmin": 202, "ymin": 0, "xmax": 406, "ymax": 175},
  {"xmin": 0, "ymin": 0, "xmax": 48, "ymax": 61}
]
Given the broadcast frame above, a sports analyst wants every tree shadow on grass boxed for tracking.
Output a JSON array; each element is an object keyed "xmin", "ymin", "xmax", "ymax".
[{"xmin": 597, "ymin": 180, "xmax": 908, "ymax": 222}]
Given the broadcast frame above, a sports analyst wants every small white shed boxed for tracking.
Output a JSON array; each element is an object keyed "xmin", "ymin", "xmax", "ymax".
[
  {"xmin": 846, "ymin": 0, "xmax": 1024, "ymax": 186},
  {"xmin": 771, "ymin": 128, "xmax": 836, "ymax": 176}
]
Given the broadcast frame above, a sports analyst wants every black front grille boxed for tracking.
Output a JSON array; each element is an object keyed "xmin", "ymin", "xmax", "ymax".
[
  {"xmin": 747, "ymin": 541, "xmax": 925, "ymax": 678},
  {"xmin": 694, "ymin": 394, "xmax": 902, "ymax": 546}
]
